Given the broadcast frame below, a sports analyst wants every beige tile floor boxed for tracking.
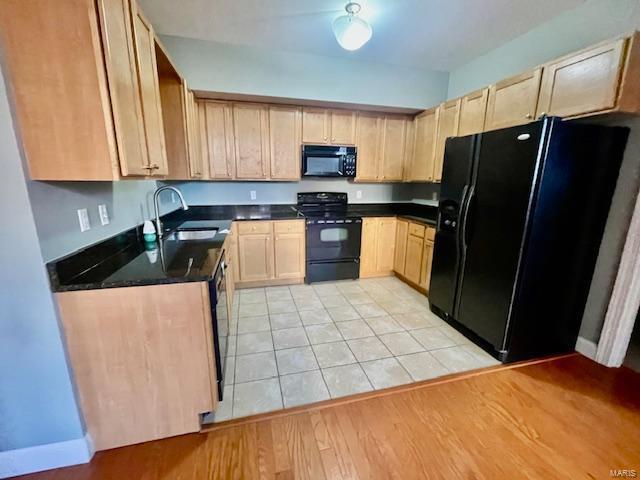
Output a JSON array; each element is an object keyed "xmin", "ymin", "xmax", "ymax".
[{"xmin": 205, "ymin": 276, "xmax": 500, "ymax": 423}]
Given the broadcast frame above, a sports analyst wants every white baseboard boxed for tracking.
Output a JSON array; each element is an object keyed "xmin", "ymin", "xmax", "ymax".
[
  {"xmin": 575, "ymin": 336, "xmax": 598, "ymax": 360},
  {"xmin": 0, "ymin": 433, "xmax": 93, "ymax": 479}
]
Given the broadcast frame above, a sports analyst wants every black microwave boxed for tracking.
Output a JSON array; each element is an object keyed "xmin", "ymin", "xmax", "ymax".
[{"xmin": 301, "ymin": 145, "xmax": 356, "ymax": 178}]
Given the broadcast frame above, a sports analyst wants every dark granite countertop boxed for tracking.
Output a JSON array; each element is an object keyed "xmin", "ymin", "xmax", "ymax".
[
  {"xmin": 48, "ymin": 220, "xmax": 231, "ymax": 292},
  {"xmin": 48, "ymin": 203, "xmax": 437, "ymax": 292}
]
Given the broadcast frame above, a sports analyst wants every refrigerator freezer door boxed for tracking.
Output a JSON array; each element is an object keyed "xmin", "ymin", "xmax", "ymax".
[
  {"xmin": 429, "ymin": 135, "xmax": 476, "ymax": 317},
  {"xmin": 456, "ymin": 121, "xmax": 545, "ymax": 351}
]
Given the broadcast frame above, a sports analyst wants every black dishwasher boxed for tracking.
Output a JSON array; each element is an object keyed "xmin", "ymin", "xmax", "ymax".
[{"xmin": 208, "ymin": 252, "xmax": 228, "ymax": 400}]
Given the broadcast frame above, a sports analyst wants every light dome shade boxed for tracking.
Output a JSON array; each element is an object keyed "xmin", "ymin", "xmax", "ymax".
[{"xmin": 332, "ymin": 14, "xmax": 372, "ymax": 51}]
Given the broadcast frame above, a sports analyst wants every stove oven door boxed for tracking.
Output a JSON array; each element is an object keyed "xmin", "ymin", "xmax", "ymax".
[{"xmin": 306, "ymin": 219, "xmax": 362, "ymax": 262}]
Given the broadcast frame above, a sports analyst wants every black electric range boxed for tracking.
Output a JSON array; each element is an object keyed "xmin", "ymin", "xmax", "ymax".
[{"xmin": 296, "ymin": 192, "xmax": 362, "ymax": 283}]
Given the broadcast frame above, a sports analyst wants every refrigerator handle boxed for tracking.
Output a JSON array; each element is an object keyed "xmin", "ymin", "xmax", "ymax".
[{"xmin": 461, "ymin": 185, "xmax": 475, "ymax": 248}]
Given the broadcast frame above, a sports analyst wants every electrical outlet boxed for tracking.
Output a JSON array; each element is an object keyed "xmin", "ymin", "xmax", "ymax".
[
  {"xmin": 77, "ymin": 208, "xmax": 90, "ymax": 232},
  {"xmin": 98, "ymin": 204, "xmax": 110, "ymax": 226},
  {"xmin": 250, "ymin": 190, "xmax": 257, "ymax": 200},
  {"xmin": 356, "ymin": 190, "xmax": 363, "ymax": 199}
]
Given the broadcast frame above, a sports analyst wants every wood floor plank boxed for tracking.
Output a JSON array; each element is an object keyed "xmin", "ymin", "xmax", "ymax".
[{"xmin": 17, "ymin": 355, "xmax": 640, "ymax": 480}]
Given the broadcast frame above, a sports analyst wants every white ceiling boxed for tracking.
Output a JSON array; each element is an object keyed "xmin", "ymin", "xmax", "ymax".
[{"xmin": 139, "ymin": 0, "xmax": 585, "ymax": 71}]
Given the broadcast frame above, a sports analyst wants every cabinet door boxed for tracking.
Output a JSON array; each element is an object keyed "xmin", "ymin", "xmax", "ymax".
[
  {"xmin": 57, "ymin": 283, "xmax": 214, "ymax": 451},
  {"xmin": 410, "ymin": 107, "xmax": 439, "ymax": 182},
  {"xmin": 131, "ymin": 6, "xmax": 167, "ymax": 175},
  {"xmin": 458, "ymin": 88, "xmax": 489, "ymax": 136},
  {"xmin": 485, "ymin": 69, "xmax": 542, "ymax": 131},
  {"xmin": 185, "ymin": 92, "xmax": 204, "ymax": 178},
  {"xmin": 269, "ymin": 106, "xmax": 302, "ymax": 180},
  {"xmin": 359, "ymin": 218, "xmax": 378, "ymax": 278},
  {"xmin": 233, "ymin": 103, "xmax": 270, "ymax": 179},
  {"xmin": 393, "ymin": 220, "xmax": 408, "ymax": 275},
  {"xmin": 537, "ymin": 39, "xmax": 626, "ymax": 118},
  {"xmin": 404, "ymin": 235, "xmax": 424, "ymax": 285},
  {"xmin": 330, "ymin": 110, "xmax": 356, "ymax": 145},
  {"xmin": 403, "ymin": 119, "xmax": 415, "ymax": 181},
  {"xmin": 355, "ymin": 113, "xmax": 382, "ymax": 181},
  {"xmin": 238, "ymin": 234, "xmax": 273, "ymax": 281},
  {"xmin": 375, "ymin": 218, "xmax": 397, "ymax": 275},
  {"xmin": 420, "ymin": 240, "xmax": 434, "ymax": 291},
  {"xmin": 302, "ymin": 108, "xmax": 329, "ymax": 143},
  {"xmin": 98, "ymin": 0, "xmax": 149, "ymax": 176},
  {"xmin": 203, "ymin": 101, "xmax": 235, "ymax": 179},
  {"xmin": 433, "ymin": 99, "xmax": 461, "ymax": 182},
  {"xmin": 380, "ymin": 116, "xmax": 407, "ymax": 181},
  {"xmin": 274, "ymin": 232, "xmax": 305, "ymax": 279}
]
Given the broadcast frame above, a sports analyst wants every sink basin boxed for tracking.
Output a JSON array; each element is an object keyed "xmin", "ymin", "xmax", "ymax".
[{"xmin": 167, "ymin": 229, "xmax": 218, "ymax": 241}]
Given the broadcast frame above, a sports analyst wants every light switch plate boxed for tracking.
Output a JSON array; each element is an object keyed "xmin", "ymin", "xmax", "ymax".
[
  {"xmin": 250, "ymin": 190, "xmax": 257, "ymax": 200},
  {"xmin": 356, "ymin": 190, "xmax": 362, "ymax": 199},
  {"xmin": 77, "ymin": 208, "xmax": 90, "ymax": 232},
  {"xmin": 98, "ymin": 204, "xmax": 110, "ymax": 226}
]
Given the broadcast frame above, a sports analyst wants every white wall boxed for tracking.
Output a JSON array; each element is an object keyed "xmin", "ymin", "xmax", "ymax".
[
  {"xmin": 160, "ymin": 35, "xmax": 449, "ymax": 109},
  {"xmin": 0, "ymin": 66, "xmax": 84, "ymax": 452},
  {"xmin": 164, "ymin": 179, "xmax": 439, "ymax": 206},
  {"xmin": 29, "ymin": 181, "xmax": 177, "ymax": 262},
  {"xmin": 447, "ymin": 0, "xmax": 640, "ymax": 98}
]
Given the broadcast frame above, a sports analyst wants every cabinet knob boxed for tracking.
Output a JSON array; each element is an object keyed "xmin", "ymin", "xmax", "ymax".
[{"xmin": 525, "ymin": 114, "xmax": 532, "ymax": 119}]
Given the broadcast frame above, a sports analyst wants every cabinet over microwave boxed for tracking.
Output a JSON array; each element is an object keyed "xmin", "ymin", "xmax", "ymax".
[{"xmin": 301, "ymin": 145, "xmax": 357, "ymax": 178}]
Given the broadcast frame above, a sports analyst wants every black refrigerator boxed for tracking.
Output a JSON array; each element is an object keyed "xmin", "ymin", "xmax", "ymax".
[{"xmin": 429, "ymin": 117, "xmax": 628, "ymax": 363}]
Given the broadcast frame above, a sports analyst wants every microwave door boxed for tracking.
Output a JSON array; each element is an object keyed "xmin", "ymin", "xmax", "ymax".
[{"xmin": 305, "ymin": 156, "xmax": 343, "ymax": 177}]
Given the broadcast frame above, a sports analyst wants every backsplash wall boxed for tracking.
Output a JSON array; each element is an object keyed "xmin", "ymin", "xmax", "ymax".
[
  {"xmin": 163, "ymin": 179, "xmax": 440, "ymax": 206},
  {"xmin": 29, "ymin": 180, "xmax": 176, "ymax": 262}
]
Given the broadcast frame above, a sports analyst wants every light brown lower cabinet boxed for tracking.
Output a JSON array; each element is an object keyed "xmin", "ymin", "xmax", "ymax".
[
  {"xmin": 393, "ymin": 219, "xmax": 409, "ymax": 274},
  {"xmin": 236, "ymin": 220, "xmax": 305, "ymax": 286},
  {"xmin": 404, "ymin": 234, "xmax": 424, "ymax": 284},
  {"xmin": 360, "ymin": 217, "xmax": 397, "ymax": 278},
  {"xmin": 57, "ymin": 282, "xmax": 217, "ymax": 451},
  {"xmin": 420, "ymin": 239, "xmax": 435, "ymax": 291},
  {"xmin": 392, "ymin": 219, "xmax": 436, "ymax": 292}
]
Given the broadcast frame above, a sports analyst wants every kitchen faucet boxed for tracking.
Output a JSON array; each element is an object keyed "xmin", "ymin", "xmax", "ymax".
[{"xmin": 153, "ymin": 186, "xmax": 188, "ymax": 238}]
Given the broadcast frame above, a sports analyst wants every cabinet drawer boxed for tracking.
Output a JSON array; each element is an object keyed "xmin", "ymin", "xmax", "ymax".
[
  {"xmin": 274, "ymin": 220, "xmax": 305, "ymax": 234},
  {"xmin": 237, "ymin": 221, "xmax": 272, "ymax": 235},
  {"xmin": 425, "ymin": 226, "xmax": 435, "ymax": 241},
  {"xmin": 408, "ymin": 223, "xmax": 425, "ymax": 238}
]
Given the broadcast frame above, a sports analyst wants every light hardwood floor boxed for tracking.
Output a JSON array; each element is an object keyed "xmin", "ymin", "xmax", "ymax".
[{"xmin": 20, "ymin": 354, "xmax": 640, "ymax": 479}]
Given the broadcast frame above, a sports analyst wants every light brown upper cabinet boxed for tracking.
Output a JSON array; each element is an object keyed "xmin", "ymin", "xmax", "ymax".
[
  {"xmin": 232, "ymin": 103, "xmax": 270, "ymax": 179},
  {"xmin": 537, "ymin": 34, "xmax": 640, "ymax": 118},
  {"xmin": 131, "ymin": 4, "xmax": 168, "ymax": 175},
  {"xmin": 408, "ymin": 107, "xmax": 439, "ymax": 182},
  {"xmin": 0, "ymin": 0, "xmax": 172, "ymax": 180},
  {"xmin": 269, "ymin": 106, "xmax": 302, "ymax": 180},
  {"xmin": 485, "ymin": 68, "xmax": 542, "ymax": 131},
  {"xmin": 330, "ymin": 109, "xmax": 357, "ymax": 144},
  {"xmin": 200, "ymin": 101, "xmax": 235, "ymax": 180},
  {"xmin": 184, "ymin": 91, "xmax": 204, "ymax": 178},
  {"xmin": 458, "ymin": 88, "xmax": 489, "ymax": 136},
  {"xmin": 379, "ymin": 116, "xmax": 407, "ymax": 181},
  {"xmin": 355, "ymin": 113, "xmax": 382, "ymax": 181},
  {"xmin": 433, "ymin": 99, "xmax": 461, "ymax": 182},
  {"xmin": 156, "ymin": 40, "xmax": 191, "ymax": 180},
  {"xmin": 302, "ymin": 108, "xmax": 356, "ymax": 145},
  {"xmin": 355, "ymin": 113, "xmax": 410, "ymax": 182}
]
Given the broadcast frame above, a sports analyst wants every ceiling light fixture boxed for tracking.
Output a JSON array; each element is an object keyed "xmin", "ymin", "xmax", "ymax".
[{"xmin": 332, "ymin": 2, "xmax": 372, "ymax": 51}]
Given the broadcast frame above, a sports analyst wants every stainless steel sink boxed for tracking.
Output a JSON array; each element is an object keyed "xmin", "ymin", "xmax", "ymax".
[{"xmin": 167, "ymin": 229, "xmax": 218, "ymax": 241}]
